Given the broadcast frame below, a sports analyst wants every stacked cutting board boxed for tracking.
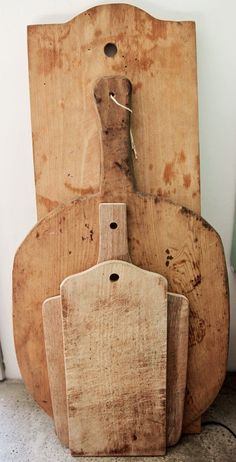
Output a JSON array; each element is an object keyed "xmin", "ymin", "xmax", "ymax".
[{"xmin": 13, "ymin": 4, "xmax": 229, "ymax": 457}]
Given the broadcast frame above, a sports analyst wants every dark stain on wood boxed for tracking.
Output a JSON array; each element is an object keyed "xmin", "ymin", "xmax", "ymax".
[
  {"xmin": 163, "ymin": 162, "xmax": 176, "ymax": 185},
  {"xmin": 178, "ymin": 149, "xmax": 186, "ymax": 163},
  {"xmin": 37, "ymin": 195, "xmax": 59, "ymax": 213},
  {"xmin": 149, "ymin": 163, "xmax": 153, "ymax": 171},
  {"xmin": 133, "ymin": 81, "xmax": 142, "ymax": 93},
  {"xmin": 95, "ymin": 29, "xmax": 102, "ymax": 37},
  {"xmin": 64, "ymin": 182, "xmax": 95, "ymax": 195},
  {"xmin": 189, "ymin": 311, "xmax": 206, "ymax": 346},
  {"xmin": 37, "ymin": 46, "xmax": 63, "ymax": 76},
  {"xmin": 183, "ymin": 174, "xmax": 191, "ymax": 188},
  {"xmin": 180, "ymin": 206, "xmax": 195, "ymax": 218}
]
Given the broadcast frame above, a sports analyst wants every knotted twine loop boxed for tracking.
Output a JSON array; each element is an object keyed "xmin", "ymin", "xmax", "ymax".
[{"xmin": 110, "ymin": 93, "xmax": 138, "ymax": 159}]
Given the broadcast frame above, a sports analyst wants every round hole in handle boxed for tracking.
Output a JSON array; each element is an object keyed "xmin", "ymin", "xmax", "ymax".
[
  {"xmin": 110, "ymin": 222, "xmax": 118, "ymax": 229},
  {"xmin": 110, "ymin": 273, "xmax": 119, "ymax": 282},
  {"xmin": 104, "ymin": 42, "xmax": 117, "ymax": 57}
]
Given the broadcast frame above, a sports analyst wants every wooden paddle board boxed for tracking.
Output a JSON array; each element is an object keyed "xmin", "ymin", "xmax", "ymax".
[
  {"xmin": 13, "ymin": 77, "xmax": 229, "ymax": 429},
  {"xmin": 28, "ymin": 3, "xmax": 200, "ymax": 219},
  {"xmin": 61, "ymin": 206, "xmax": 168, "ymax": 456}
]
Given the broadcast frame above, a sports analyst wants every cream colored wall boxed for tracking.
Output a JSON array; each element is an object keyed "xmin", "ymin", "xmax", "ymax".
[{"xmin": 0, "ymin": 0, "xmax": 235, "ymax": 377}]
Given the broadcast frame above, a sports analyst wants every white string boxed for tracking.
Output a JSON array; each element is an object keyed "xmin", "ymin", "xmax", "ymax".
[{"xmin": 110, "ymin": 93, "xmax": 138, "ymax": 159}]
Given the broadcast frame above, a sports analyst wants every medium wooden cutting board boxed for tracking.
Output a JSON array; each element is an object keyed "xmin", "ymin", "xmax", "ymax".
[
  {"xmin": 13, "ymin": 77, "xmax": 229, "ymax": 429},
  {"xmin": 28, "ymin": 3, "xmax": 200, "ymax": 219},
  {"xmin": 43, "ymin": 203, "xmax": 188, "ymax": 449}
]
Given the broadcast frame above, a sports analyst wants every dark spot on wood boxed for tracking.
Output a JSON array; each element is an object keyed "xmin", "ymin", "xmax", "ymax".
[
  {"xmin": 194, "ymin": 237, "xmax": 198, "ymax": 243},
  {"xmin": 165, "ymin": 249, "xmax": 170, "ymax": 254},
  {"xmin": 85, "ymin": 223, "xmax": 89, "ymax": 229},
  {"xmin": 36, "ymin": 232, "xmax": 40, "ymax": 239},
  {"xmin": 183, "ymin": 173, "xmax": 191, "ymax": 188},
  {"xmin": 95, "ymin": 29, "xmax": 102, "ymax": 37},
  {"xmin": 180, "ymin": 206, "xmax": 195, "ymax": 217},
  {"xmin": 114, "ymin": 161, "xmax": 122, "ymax": 170},
  {"xmin": 163, "ymin": 162, "xmax": 176, "ymax": 185},
  {"xmin": 154, "ymin": 196, "xmax": 160, "ymax": 204},
  {"xmin": 149, "ymin": 163, "xmax": 153, "ymax": 171},
  {"xmin": 166, "ymin": 261, "xmax": 170, "ymax": 267},
  {"xmin": 133, "ymin": 81, "xmax": 142, "ymax": 93},
  {"xmin": 201, "ymin": 218, "xmax": 213, "ymax": 231},
  {"xmin": 167, "ymin": 255, "xmax": 173, "ymax": 260},
  {"xmin": 178, "ymin": 149, "xmax": 186, "ymax": 163},
  {"xmin": 90, "ymin": 229, "xmax": 94, "ymax": 241},
  {"xmin": 193, "ymin": 274, "xmax": 201, "ymax": 288},
  {"xmin": 82, "ymin": 236, "xmax": 86, "ymax": 241},
  {"xmin": 68, "ymin": 250, "xmax": 72, "ymax": 255},
  {"xmin": 132, "ymin": 433, "xmax": 137, "ymax": 440},
  {"xmin": 59, "ymin": 228, "xmax": 62, "ymax": 233}
]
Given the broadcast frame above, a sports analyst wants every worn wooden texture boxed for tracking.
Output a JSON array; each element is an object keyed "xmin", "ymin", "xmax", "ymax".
[
  {"xmin": 43, "ymin": 203, "xmax": 188, "ymax": 448},
  {"xmin": 28, "ymin": 3, "xmax": 200, "ymax": 219},
  {"xmin": 13, "ymin": 77, "xmax": 229, "ymax": 428},
  {"xmin": 62, "ymin": 259, "xmax": 167, "ymax": 456},
  {"xmin": 42, "ymin": 296, "xmax": 69, "ymax": 447},
  {"xmin": 167, "ymin": 293, "xmax": 189, "ymax": 446}
]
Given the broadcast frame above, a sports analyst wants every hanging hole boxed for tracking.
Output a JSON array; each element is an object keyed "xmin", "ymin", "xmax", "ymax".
[
  {"xmin": 110, "ymin": 222, "xmax": 118, "ymax": 229},
  {"xmin": 110, "ymin": 273, "xmax": 119, "ymax": 282},
  {"xmin": 104, "ymin": 43, "xmax": 117, "ymax": 57}
]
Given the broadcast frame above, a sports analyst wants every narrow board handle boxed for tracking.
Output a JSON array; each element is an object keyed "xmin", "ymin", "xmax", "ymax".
[
  {"xmin": 94, "ymin": 77, "xmax": 135, "ymax": 199},
  {"xmin": 97, "ymin": 203, "xmax": 131, "ymax": 263}
]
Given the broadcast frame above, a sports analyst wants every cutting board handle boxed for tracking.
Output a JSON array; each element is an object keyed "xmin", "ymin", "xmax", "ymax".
[
  {"xmin": 94, "ymin": 77, "xmax": 135, "ymax": 199},
  {"xmin": 97, "ymin": 203, "xmax": 131, "ymax": 263}
]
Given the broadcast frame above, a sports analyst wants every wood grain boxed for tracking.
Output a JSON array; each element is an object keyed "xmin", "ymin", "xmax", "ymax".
[
  {"xmin": 167, "ymin": 293, "xmax": 189, "ymax": 445},
  {"xmin": 42, "ymin": 296, "xmax": 69, "ymax": 447},
  {"xmin": 28, "ymin": 3, "xmax": 200, "ymax": 219},
  {"xmin": 62, "ymin": 260, "xmax": 167, "ymax": 456},
  {"xmin": 43, "ymin": 203, "xmax": 188, "ymax": 448},
  {"xmin": 13, "ymin": 77, "xmax": 229, "ymax": 428}
]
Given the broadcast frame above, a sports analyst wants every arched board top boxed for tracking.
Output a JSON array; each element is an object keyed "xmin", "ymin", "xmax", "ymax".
[{"xmin": 28, "ymin": 3, "xmax": 200, "ymax": 219}]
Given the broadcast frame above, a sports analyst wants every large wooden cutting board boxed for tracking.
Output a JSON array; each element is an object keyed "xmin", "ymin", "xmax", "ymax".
[
  {"xmin": 28, "ymin": 3, "xmax": 200, "ymax": 219},
  {"xmin": 13, "ymin": 77, "xmax": 229, "ymax": 429}
]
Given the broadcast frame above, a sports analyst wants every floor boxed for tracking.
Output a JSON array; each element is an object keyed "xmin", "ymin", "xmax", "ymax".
[{"xmin": 0, "ymin": 375, "xmax": 235, "ymax": 462}]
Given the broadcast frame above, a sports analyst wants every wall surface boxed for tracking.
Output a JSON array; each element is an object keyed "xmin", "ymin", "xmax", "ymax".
[{"xmin": 0, "ymin": 0, "xmax": 235, "ymax": 378}]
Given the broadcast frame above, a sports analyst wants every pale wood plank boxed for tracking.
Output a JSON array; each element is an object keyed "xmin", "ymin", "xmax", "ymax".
[
  {"xmin": 61, "ymin": 260, "xmax": 167, "ymax": 455},
  {"xmin": 28, "ymin": 4, "xmax": 200, "ymax": 219},
  {"xmin": 42, "ymin": 296, "xmax": 69, "ymax": 447}
]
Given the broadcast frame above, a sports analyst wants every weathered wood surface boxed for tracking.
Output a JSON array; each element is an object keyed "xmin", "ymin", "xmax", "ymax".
[
  {"xmin": 28, "ymin": 3, "xmax": 200, "ymax": 219},
  {"xmin": 43, "ymin": 203, "xmax": 188, "ymax": 448},
  {"xmin": 42, "ymin": 296, "xmax": 69, "ymax": 447},
  {"xmin": 167, "ymin": 293, "xmax": 189, "ymax": 446},
  {"xmin": 13, "ymin": 77, "xmax": 229, "ymax": 429},
  {"xmin": 62, "ymin": 259, "xmax": 167, "ymax": 456}
]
